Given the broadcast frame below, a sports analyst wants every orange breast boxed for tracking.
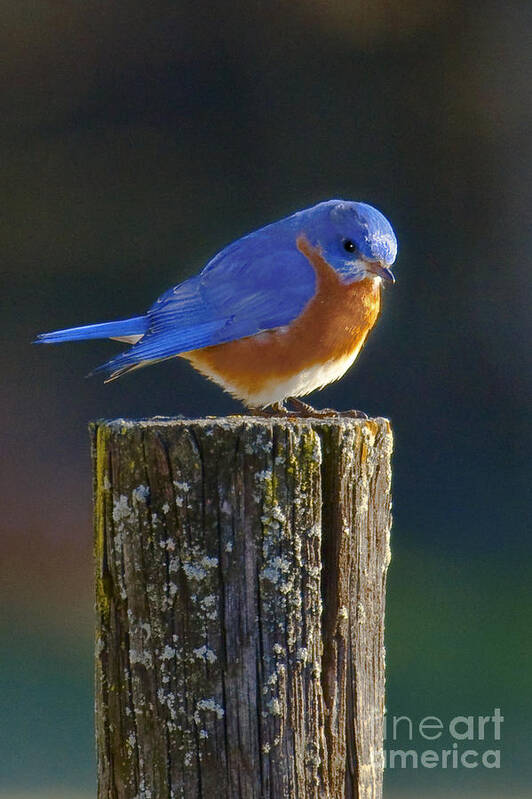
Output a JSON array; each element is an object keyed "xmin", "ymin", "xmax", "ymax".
[{"xmin": 184, "ymin": 235, "xmax": 381, "ymax": 399}]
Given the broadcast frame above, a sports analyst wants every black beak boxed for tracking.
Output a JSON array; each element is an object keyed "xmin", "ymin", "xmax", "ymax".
[{"xmin": 366, "ymin": 262, "xmax": 395, "ymax": 283}]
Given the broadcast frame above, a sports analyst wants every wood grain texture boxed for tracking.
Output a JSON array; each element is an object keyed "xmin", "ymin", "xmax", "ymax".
[{"xmin": 91, "ymin": 416, "xmax": 392, "ymax": 799}]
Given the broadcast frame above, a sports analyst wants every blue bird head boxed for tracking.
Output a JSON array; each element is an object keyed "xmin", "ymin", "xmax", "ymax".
[{"xmin": 300, "ymin": 199, "xmax": 397, "ymax": 283}]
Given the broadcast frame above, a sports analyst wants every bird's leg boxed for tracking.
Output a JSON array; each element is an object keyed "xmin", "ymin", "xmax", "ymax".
[
  {"xmin": 248, "ymin": 401, "xmax": 296, "ymax": 417},
  {"xmin": 287, "ymin": 397, "xmax": 368, "ymax": 419},
  {"xmin": 286, "ymin": 397, "xmax": 323, "ymax": 416}
]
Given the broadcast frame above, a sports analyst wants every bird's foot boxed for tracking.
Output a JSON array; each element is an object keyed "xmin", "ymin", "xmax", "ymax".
[
  {"xmin": 247, "ymin": 399, "xmax": 368, "ymax": 419},
  {"xmin": 248, "ymin": 401, "xmax": 297, "ymax": 418},
  {"xmin": 286, "ymin": 397, "xmax": 368, "ymax": 419}
]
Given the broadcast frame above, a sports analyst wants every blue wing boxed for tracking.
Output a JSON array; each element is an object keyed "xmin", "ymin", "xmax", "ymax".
[{"xmin": 97, "ymin": 234, "xmax": 316, "ymax": 378}]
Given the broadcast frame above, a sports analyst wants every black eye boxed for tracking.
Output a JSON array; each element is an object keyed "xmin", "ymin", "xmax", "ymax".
[{"xmin": 343, "ymin": 239, "xmax": 356, "ymax": 253}]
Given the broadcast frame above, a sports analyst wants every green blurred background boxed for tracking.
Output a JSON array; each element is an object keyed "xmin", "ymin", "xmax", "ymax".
[{"xmin": 2, "ymin": 2, "xmax": 530, "ymax": 797}]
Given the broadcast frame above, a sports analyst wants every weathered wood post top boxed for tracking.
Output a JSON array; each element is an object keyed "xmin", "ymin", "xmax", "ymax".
[{"xmin": 91, "ymin": 415, "xmax": 393, "ymax": 799}]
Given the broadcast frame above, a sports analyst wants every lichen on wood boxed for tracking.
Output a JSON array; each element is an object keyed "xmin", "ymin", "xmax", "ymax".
[{"xmin": 91, "ymin": 415, "xmax": 393, "ymax": 799}]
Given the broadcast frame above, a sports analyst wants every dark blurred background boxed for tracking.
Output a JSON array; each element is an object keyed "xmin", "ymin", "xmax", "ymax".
[{"xmin": 1, "ymin": 2, "xmax": 530, "ymax": 797}]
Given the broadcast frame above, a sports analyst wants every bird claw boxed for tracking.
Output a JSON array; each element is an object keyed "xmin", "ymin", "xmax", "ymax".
[
  {"xmin": 286, "ymin": 398, "xmax": 368, "ymax": 419},
  {"xmin": 248, "ymin": 402, "xmax": 297, "ymax": 418},
  {"xmin": 248, "ymin": 399, "xmax": 369, "ymax": 420}
]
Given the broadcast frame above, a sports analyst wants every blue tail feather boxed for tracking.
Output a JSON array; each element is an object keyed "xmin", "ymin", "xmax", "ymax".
[{"xmin": 35, "ymin": 316, "xmax": 149, "ymax": 344}]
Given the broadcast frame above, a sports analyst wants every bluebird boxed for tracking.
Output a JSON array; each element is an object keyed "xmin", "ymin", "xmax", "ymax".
[{"xmin": 36, "ymin": 199, "xmax": 397, "ymax": 415}]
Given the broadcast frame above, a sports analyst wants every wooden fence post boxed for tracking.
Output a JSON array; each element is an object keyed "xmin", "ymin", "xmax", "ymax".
[{"xmin": 91, "ymin": 416, "xmax": 392, "ymax": 799}]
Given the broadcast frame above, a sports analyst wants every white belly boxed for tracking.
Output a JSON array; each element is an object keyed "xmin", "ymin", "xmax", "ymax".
[{"xmin": 206, "ymin": 346, "xmax": 363, "ymax": 407}]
